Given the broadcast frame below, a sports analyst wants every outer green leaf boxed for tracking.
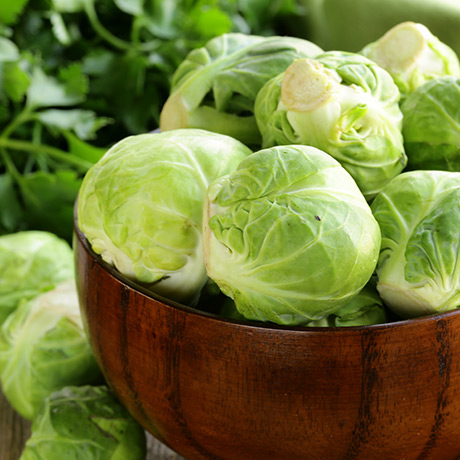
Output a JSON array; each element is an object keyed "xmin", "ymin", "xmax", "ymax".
[
  {"xmin": 255, "ymin": 51, "xmax": 407, "ymax": 199},
  {"xmin": 160, "ymin": 33, "xmax": 322, "ymax": 145},
  {"xmin": 0, "ymin": 231, "xmax": 74, "ymax": 324},
  {"xmin": 0, "ymin": 281, "xmax": 102, "ymax": 420},
  {"xmin": 402, "ymin": 77, "xmax": 460, "ymax": 171},
  {"xmin": 371, "ymin": 170, "xmax": 460, "ymax": 318},
  {"xmin": 361, "ymin": 22, "xmax": 460, "ymax": 98},
  {"xmin": 78, "ymin": 130, "xmax": 252, "ymax": 305},
  {"xmin": 204, "ymin": 145, "xmax": 381, "ymax": 325}
]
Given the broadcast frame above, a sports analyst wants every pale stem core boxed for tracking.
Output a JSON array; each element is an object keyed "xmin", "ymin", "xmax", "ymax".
[{"xmin": 281, "ymin": 59, "xmax": 341, "ymax": 112}]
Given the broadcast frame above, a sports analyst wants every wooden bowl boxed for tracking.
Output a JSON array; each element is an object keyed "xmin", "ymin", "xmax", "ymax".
[{"xmin": 74, "ymin": 223, "xmax": 460, "ymax": 460}]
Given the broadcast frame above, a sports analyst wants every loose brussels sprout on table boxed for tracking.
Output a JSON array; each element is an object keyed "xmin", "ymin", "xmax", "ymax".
[
  {"xmin": 372, "ymin": 170, "xmax": 460, "ymax": 319},
  {"xmin": 0, "ymin": 231, "xmax": 74, "ymax": 324},
  {"xmin": 19, "ymin": 385, "xmax": 146, "ymax": 460},
  {"xmin": 0, "ymin": 280, "xmax": 102, "ymax": 420},
  {"xmin": 401, "ymin": 76, "xmax": 460, "ymax": 171},
  {"xmin": 361, "ymin": 22, "xmax": 460, "ymax": 98},
  {"xmin": 160, "ymin": 33, "xmax": 322, "ymax": 145},
  {"xmin": 204, "ymin": 144, "xmax": 381, "ymax": 325},
  {"xmin": 254, "ymin": 51, "xmax": 407, "ymax": 199},
  {"xmin": 78, "ymin": 129, "xmax": 251, "ymax": 305}
]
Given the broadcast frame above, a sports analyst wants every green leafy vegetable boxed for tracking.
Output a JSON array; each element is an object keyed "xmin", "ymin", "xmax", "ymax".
[
  {"xmin": 0, "ymin": 280, "xmax": 102, "ymax": 419},
  {"xmin": 371, "ymin": 170, "xmax": 460, "ymax": 319},
  {"xmin": 361, "ymin": 22, "xmax": 460, "ymax": 98},
  {"xmin": 0, "ymin": 231, "xmax": 74, "ymax": 324},
  {"xmin": 204, "ymin": 144, "xmax": 381, "ymax": 325},
  {"xmin": 78, "ymin": 129, "xmax": 252, "ymax": 305},
  {"xmin": 254, "ymin": 52, "xmax": 407, "ymax": 200},
  {"xmin": 160, "ymin": 33, "xmax": 322, "ymax": 145},
  {"xmin": 401, "ymin": 77, "xmax": 460, "ymax": 171},
  {"xmin": 19, "ymin": 385, "xmax": 146, "ymax": 460}
]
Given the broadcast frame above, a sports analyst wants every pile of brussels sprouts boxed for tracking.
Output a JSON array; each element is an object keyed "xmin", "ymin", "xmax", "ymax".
[
  {"xmin": 78, "ymin": 21, "xmax": 460, "ymax": 328},
  {"xmin": 0, "ymin": 231, "xmax": 147, "ymax": 459}
]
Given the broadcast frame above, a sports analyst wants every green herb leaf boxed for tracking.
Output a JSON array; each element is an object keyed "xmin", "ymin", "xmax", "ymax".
[
  {"xmin": 37, "ymin": 108, "xmax": 112, "ymax": 140},
  {"xmin": 0, "ymin": 0, "xmax": 30, "ymax": 25},
  {"xmin": 26, "ymin": 64, "xmax": 88, "ymax": 109},
  {"xmin": 20, "ymin": 170, "xmax": 82, "ymax": 240},
  {"xmin": 63, "ymin": 131, "xmax": 107, "ymax": 164},
  {"xmin": 0, "ymin": 174, "xmax": 22, "ymax": 234},
  {"xmin": 0, "ymin": 37, "xmax": 19, "ymax": 62},
  {"xmin": 2, "ymin": 61, "xmax": 30, "ymax": 102}
]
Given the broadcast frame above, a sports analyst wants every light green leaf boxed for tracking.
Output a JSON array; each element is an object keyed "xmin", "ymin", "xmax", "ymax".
[
  {"xmin": 37, "ymin": 108, "xmax": 112, "ymax": 140},
  {"xmin": 114, "ymin": 0, "xmax": 143, "ymax": 16},
  {"xmin": 50, "ymin": 12, "xmax": 71, "ymax": 45},
  {"xmin": 0, "ymin": 37, "xmax": 19, "ymax": 62},
  {"xmin": 50, "ymin": 0, "xmax": 86, "ymax": 13},
  {"xmin": 26, "ymin": 65, "xmax": 87, "ymax": 109}
]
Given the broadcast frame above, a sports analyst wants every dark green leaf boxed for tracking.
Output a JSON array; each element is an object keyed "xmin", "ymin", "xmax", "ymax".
[
  {"xmin": 0, "ymin": 174, "xmax": 23, "ymax": 234},
  {"xmin": 20, "ymin": 170, "xmax": 82, "ymax": 241},
  {"xmin": 63, "ymin": 131, "xmax": 107, "ymax": 164}
]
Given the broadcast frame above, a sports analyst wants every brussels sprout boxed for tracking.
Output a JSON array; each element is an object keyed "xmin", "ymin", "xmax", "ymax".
[
  {"xmin": 371, "ymin": 170, "xmax": 460, "ymax": 319},
  {"xmin": 254, "ymin": 51, "xmax": 406, "ymax": 200},
  {"xmin": 306, "ymin": 280, "xmax": 388, "ymax": 327},
  {"xmin": 78, "ymin": 129, "xmax": 251, "ymax": 305},
  {"xmin": 401, "ymin": 77, "xmax": 460, "ymax": 171},
  {"xmin": 204, "ymin": 145, "xmax": 381, "ymax": 325},
  {"xmin": 20, "ymin": 385, "xmax": 146, "ymax": 460},
  {"xmin": 160, "ymin": 33, "xmax": 322, "ymax": 145},
  {"xmin": 361, "ymin": 22, "xmax": 460, "ymax": 98},
  {"xmin": 0, "ymin": 231, "xmax": 74, "ymax": 324},
  {"xmin": 220, "ymin": 279, "xmax": 388, "ymax": 327},
  {"xmin": 0, "ymin": 280, "xmax": 102, "ymax": 420}
]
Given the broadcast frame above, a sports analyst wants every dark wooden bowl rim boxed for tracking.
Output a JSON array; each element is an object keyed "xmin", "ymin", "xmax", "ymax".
[{"xmin": 74, "ymin": 221, "xmax": 460, "ymax": 335}]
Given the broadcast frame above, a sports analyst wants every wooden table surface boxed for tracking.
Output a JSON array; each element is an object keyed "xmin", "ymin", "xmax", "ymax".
[{"xmin": 0, "ymin": 390, "xmax": 186, "ymax": 460}]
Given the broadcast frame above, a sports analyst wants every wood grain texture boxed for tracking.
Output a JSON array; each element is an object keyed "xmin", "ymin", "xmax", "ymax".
[
  {"xmin": 0, "ymin": 391, "xmax": 30, "ymax": 460},
  {"xmin": 75, "ymin": 225, "xmax": 460, "ymax": 460},
  {"xmin": 0, "ymin": 390, "xmax": 185, "ymax": 459}
]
